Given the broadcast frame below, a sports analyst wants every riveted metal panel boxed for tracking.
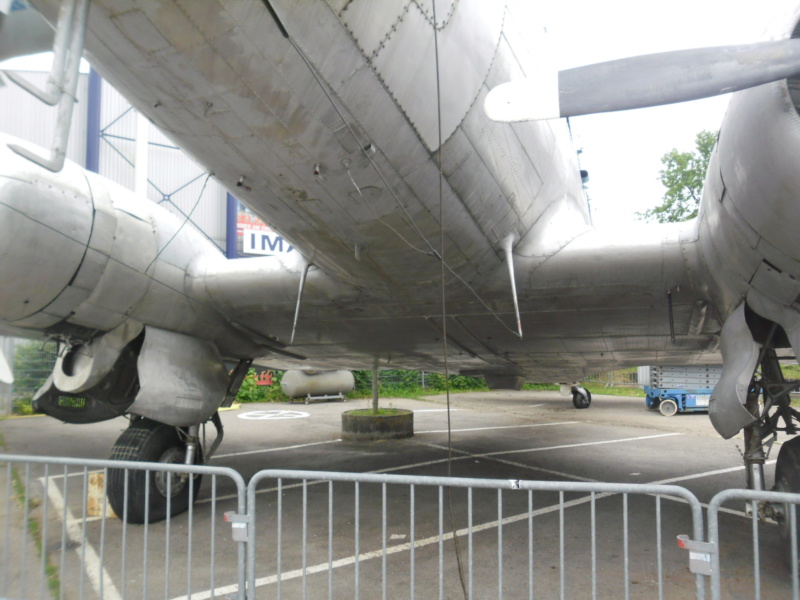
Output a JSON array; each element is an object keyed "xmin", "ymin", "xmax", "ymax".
[{"xmin": 369, "ymin": 0, "xmax": 504, "ymax": 151}]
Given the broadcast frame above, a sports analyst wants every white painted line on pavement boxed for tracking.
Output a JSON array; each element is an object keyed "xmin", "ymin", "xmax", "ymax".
[
  {"xmin": 215, "ymin": 439, "xmax": 340, "ymax": 459},
  {"xmin": 651, "ymin": 460, "xmax": 778, "ymax": 518},
  {"xmin": 44, "ymin": 477, "xmax": 121, "ymax": 600},
  {"xmin": 416, "ymin": 420, "xmax": 578, "ymax": 434},
  {"xmin": 475, "ymin": 432, "xmax": 683, "ymax": 460},
  {"xmin": 204, "ymin": 422, "xmax": 581, "ymax": 502},
  {"xmin": 415, "ymin": 441, "xmax": 601, "ymax": 483}
]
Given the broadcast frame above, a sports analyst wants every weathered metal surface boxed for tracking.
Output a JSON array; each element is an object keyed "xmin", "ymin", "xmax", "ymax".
[
  {"xmin": 709, "ymin": 304, "xmax": 760, "ymax": 439},
  {"xmin": 129, "ymin": 326, "xmax": 230, "ymax": 427},
  {"xmin": 2, "ymin": 1, "xmax": 800, "ymax": 437},
  {"xmin": 1, "ymin": 0, "xmax": 727, "ymax": 381}
]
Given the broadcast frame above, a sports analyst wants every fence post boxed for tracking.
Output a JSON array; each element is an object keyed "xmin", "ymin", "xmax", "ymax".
[{"xmin": 0, "ymin": 337, "xmax": 12, "ymax": 416}]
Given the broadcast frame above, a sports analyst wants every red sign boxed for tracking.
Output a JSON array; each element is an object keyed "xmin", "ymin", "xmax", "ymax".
[
  {"xmin": 256, "ymin": 370, "xmax": 274, "ymax": 386},
  {"xmin": 237, "ymin": 207, "xmax": 270, "ymax": 232}
]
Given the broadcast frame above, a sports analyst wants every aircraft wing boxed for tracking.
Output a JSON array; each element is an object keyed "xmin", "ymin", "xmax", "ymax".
[{"xmin": 188, "ymin": 218, "xmax": 721, "ymax": 384}]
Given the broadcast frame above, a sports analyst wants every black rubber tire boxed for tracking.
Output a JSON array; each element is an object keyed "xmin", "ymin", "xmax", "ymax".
[
  {"xmin": 572, "ymin": 389, "xmax": 592, "ymax": 409},
  {"xmin": 775, "ymin": 436, "xmax": 800, "ymax": 568},
  {"xmin": 659, "ymin": 398, "xmax": 678, "ymax": 417},
  {"xmin": 107, "ymin": 418, "xmax": 202, "ymax": 524}
]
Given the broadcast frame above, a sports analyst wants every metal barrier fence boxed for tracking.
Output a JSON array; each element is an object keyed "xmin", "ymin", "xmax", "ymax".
[
  {"xmin": 0, "ymin": 454, "xmax": 247, "ymax": 600},
  {"xmin": 6, "ymin": 454, "xmax": 800, "ymax": 600},
  {"xmin": 246, "ymin": 470, "xmax": 707, "ymax": 599},
  {"xmin": 707, "ymin": 489, "xmax": 800, "ymax": 600}
]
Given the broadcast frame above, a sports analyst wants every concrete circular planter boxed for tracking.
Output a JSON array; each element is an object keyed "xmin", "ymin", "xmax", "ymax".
[{"xmin": 341, "ymin": 409, "xmax": 414, "ymax": 441}]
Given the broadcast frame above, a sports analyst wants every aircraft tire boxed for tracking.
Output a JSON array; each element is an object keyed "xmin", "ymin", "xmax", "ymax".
[
  {"xmin": 775, "ymin": 435, "xmax": 800, "ymax": 569},
  {"xmin": 572, "ymin": 389, "xmax": 591, "ymax": 409},
  {"xmin": 107, "ymin": 418, "xmax": 202, "ymax": 524}
]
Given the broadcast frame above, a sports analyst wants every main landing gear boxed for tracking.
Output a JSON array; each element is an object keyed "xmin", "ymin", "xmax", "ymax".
[
  {"xmin": 107, "ymin": 414, "xmax": 223, "ymax": 523},
  {"xmin": 737, "ymin": 342, "xmax": 800, "ymax": 560}
]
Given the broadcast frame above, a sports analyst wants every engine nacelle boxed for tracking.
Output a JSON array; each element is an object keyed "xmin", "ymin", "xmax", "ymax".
[
  {"xmin": 34, "ymin": 326, "xmax": 230, "ymax": 426},
  {"xmin": 0, "ymin": 143, "xmax": 111, "ymax": 329},
  {"xmin": 281, "ymin": 370, "xmax": 355, "ymax": 399},
  {"xmin": 0, "ymin": 135, "xmax": 163, "ymax": 335},
  {"xmin": 0, "ymin": 134, "xmax": 266, "ymax": 359}
]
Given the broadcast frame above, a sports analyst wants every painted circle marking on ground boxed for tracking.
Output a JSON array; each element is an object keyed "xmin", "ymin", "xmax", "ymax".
[{"xmin": 237, "ymin": 410, "xmax": 310, "ymax": 420}]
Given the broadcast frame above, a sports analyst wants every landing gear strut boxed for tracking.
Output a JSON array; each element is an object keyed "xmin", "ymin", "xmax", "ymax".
[
  {"xmin": 737, "ymin": 338, "xmax": 800, "ymax": 560},
  {"xmin": 741, "ymin": 346, "xmax": 800, "ymax": 492},
  {"xmin": 775, "ymin": 436, "xmax": 800, "ymax": 561},
  {"xmin": 108, "ymin": 417, "xmax": 216, "ymax": 523}
]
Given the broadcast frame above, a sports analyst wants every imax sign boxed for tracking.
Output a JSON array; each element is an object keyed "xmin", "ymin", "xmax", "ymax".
[{"xmin": 242, "ymin": 229, "xmax": 294, "ymax": 256}]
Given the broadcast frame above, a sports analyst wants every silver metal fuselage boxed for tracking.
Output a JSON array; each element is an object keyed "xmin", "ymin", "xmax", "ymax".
[{"xmin": 2, "ymin": 0, "xmax": 799, "ymax": 388}]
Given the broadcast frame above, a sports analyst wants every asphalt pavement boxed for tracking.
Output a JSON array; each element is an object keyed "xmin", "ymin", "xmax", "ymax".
[{"xmin": 0, "ymin": 390, "xmax": 791, "ymax": 599}]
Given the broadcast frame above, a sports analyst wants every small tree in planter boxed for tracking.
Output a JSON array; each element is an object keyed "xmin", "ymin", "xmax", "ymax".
[{"xmin": 341, "ymin": 366, "xmax": 413, "ymax": 440}]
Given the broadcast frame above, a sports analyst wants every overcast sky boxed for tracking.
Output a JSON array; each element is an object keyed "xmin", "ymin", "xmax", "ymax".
[{"xmin": 533, "ymin": 0, "xmax": 798, "ymax": 226}]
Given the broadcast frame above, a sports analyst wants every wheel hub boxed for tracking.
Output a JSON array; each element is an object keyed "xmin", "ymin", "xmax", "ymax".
[{"xmin": 154, "ymin": 446, "xmax": 190, "ymax": 497}]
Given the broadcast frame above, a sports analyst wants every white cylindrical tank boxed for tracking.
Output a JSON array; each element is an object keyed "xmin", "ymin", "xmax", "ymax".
[{"xmin": 281, "ymin": 370, "xmax": 355, "ymax": 399}]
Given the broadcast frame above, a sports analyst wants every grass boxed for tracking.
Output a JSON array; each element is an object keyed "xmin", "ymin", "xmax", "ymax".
[
  {"xmin": 347, "ymin": 389, "xmax": 431, "ymax": 400},
  {"xmin": 345, "ymin": 381, "xmax": 647, "ymax": 400},
  {"xmin": 522, "ymin": 382, "xmax": 645, "ymax": 397},
  {"xmin": 345, "ymin": 408, "xmax": 411, "ymax": 417},
  {"xmin": 522, "ymin": 383, "xmax": 559, "ymax": 391},
  {"xmin": 583, "ymin": 383, "xmax": 646, "ymax": 397}
]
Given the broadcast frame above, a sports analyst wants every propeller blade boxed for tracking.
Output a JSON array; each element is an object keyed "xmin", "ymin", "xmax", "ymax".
[
  {"xmin": 485, "ymin": 39, "xmax": 800, "ymax": 122},
  {"xmin": 0, "ymin": 346, "xmax": 12, "ymax": 385}
]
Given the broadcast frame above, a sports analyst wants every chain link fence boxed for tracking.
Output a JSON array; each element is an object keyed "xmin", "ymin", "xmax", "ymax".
[
  {"xmin": 582, "ymin": 367, "xmax": 641, "ymax": 387},
  {"xmin": 0, "ymin": 337, "xmax": 58, "ymax": 415}
]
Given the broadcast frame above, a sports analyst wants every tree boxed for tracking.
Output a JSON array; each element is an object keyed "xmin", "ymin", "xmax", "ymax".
[{"xmin": 638, "ymin": 130, "xmax": 716, "ymax": 223}]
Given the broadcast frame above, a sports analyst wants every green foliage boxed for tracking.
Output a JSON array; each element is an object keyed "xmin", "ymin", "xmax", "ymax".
[
  {"xmin": 638, "ymin": 130, "xmax": 716, "ymax": 223},
  {"xmin": 12, "ymin": 340, "xmax": 57, "ymax": 396},
  {"xmin": 523, "ymin": 378, "xmax": 645, "ymax": 397},
  {"xmin": 12, "ymin": 397, "xmax": 35, "ymax": 415},
  {"xmin": 352, "ymin": 370, "xmax": 373, "ymax": 393},
  {"xmin": 582, "ymin": 383, "xmax": 645, "ymax": 397},
  {"xmin": 350, "ymin": 369, "xmax": 487, "ymax": 398},
  {"xmin": 448, "ymin": 375, "xmax": 486, "ymax": 390},
  {"xmin": 235, "ymin": 369, "xmax": 289, "ymax": 403},
  {"xmin": 522, "ymin": 383, "xmax": 559, "ymax": 391},
  {"xmin": 346, "ymin": 408, "xmax": 410, "ymax": 417},
  {"xmin": 782, "ymin": 363, "xmax": 800, "ymax": 380}
]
